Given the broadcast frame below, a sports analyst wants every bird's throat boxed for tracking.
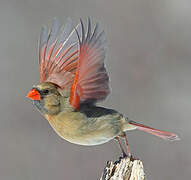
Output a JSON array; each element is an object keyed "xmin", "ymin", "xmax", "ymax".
[{"xmin": 33, "ymin": 99, "xmax": 60, "ymax": 115}]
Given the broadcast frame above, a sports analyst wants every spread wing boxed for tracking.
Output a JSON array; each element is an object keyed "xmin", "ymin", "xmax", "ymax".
[
  {"xmin": 70, "ymin": 18, "xmax": 110, "ymax": 109},
  {"xmin": 39, "ymin": 18, "xmax": 80, "ymax": 89}
]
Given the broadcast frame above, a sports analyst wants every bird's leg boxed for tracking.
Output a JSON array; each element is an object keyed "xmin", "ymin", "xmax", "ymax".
[
  {"xmin": 123, "ymin": 132, "xmax": 131, "ymax": 157},
  {"xmin": 114, "ymin": 136, "xmax": 127, "ymax": 157}
]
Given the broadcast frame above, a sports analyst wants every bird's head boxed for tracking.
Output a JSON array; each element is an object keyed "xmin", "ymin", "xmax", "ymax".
[{"xmin": 27, "ymin": 82, "xmax": 61, "ymax": 115}]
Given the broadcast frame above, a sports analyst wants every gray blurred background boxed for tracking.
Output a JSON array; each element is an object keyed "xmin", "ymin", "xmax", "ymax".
[{"xmin": 0, "ymin": 0, "xmax": 190, "ymax": 179}]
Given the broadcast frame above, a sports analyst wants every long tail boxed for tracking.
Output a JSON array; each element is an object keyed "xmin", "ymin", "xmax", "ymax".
[{"xmin": 128, "ymin": 120, "xmax": 180, "ymax": 141}]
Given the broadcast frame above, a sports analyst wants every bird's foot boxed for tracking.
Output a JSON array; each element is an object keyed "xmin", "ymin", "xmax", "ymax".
[{"xmin": 121, "ymin": 151, "xmax": 131, "ymax": 158}]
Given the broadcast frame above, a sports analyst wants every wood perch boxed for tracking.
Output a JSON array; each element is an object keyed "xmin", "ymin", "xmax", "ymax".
[{"xmin": 100, "ymin": 156, "xmax": 145, "ymax": 180}]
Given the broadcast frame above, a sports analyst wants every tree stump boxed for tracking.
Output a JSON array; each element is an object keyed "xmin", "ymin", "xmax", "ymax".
[{"xmin": 100, "ymin": 156, "xmax": 145, "ymax": 180}]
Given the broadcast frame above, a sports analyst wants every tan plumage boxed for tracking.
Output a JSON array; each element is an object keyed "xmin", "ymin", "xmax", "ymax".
[{"xmin": 27, "ymin": 18, "xmax": 179, "ymax": 156}]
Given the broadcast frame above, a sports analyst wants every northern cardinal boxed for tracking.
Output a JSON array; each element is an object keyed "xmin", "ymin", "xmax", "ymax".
[{"xmin": 27, "ymin": 18, "xmax": 179, "ymax": 156}]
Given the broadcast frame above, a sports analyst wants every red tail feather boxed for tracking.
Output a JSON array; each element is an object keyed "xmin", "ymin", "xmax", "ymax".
[{"xmin": 129, "ymin": 121, "xmax": 180, "ymax": 141}]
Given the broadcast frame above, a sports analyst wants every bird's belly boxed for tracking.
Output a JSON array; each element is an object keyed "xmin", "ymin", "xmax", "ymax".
[
  {"xmin": 45, "ymin": 111, "xmax": 121, "ymax": 146},
  {"xmin": 51, "ymin": 122, "xmax": 116, "ymax": 146},
  {"xmin": 46, "ymin": 117, "xmax": 116, "ymax": 146},
  {"xmin": 61, "ymin": 133, "xmax": 114, "ymax": 146}
]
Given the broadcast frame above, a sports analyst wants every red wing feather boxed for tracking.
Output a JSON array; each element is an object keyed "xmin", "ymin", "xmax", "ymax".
[
  {"xmin": 39, "ymin": 18, "xmax": 80, "ymax": 89},
  {"xmin": 70, "ymin": 18, "xmax": 110, "ymax": 109}
]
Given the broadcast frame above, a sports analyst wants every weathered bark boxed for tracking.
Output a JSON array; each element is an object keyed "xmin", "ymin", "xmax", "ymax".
[{"xmin": 100, "ymin": 156, "xmax": 145, "ymax": 180}]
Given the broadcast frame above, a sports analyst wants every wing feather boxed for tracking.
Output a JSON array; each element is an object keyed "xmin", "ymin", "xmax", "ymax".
[
  {"xmin": 70, "ymin": 19, "xmax": 110, "ymax": 109},
  {"xmin": 39, "ymin": 18, "xmax": 80, "ymax": 89}
]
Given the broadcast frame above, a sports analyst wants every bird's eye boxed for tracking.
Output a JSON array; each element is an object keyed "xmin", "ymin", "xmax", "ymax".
[{"xmin": 42, "ymin": 89, "xmax": 49, "ymax": 95}]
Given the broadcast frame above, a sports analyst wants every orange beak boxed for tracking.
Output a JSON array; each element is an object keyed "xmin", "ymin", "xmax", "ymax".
[{"xmin": 27, "ymin": 89, "xmax": 41, "ymax": 100}]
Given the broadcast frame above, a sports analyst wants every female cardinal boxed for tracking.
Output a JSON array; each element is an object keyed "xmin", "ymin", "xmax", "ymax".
[{"xmin": 27, "ymin": 18, "xmax": 179, "ymax": 156}]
